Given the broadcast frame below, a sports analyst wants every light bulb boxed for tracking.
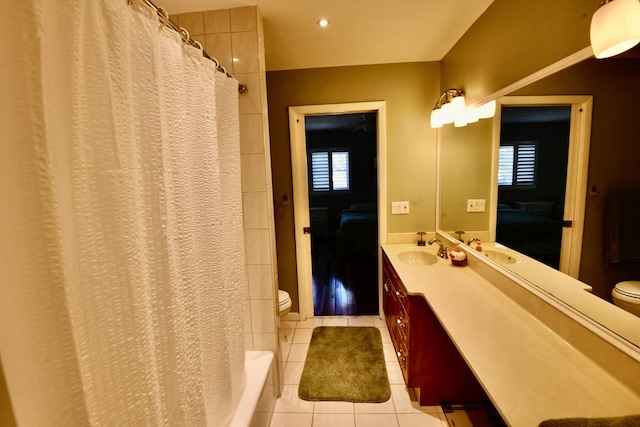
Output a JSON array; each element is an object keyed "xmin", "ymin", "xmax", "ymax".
[
  {"xmin": 477, "ymin": 100, "xmax": 496, "ymax": 119},
  {"xmin": 440, "ymin": 103, "xmax": 454, "ymax": 124},
  {"xmin": 450, "ymin": 95, "xmax": 466, "ymax": 116},
  {"xmin": 430, "ymin": 109, "xmax": 443, "ymax": 128},
  {"xmin": 465, "ymin": 109, "xmax": 479, "ymax": 123},
  {"xmin": 454, "ymin": 114, "xmax": 467, "ymax": 127}
]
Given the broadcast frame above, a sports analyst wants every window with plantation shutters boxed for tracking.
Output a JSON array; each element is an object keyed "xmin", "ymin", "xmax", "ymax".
[
  {"xmin": 309, "ymin": 149, "xmax": 351, "ymax": 193},
  {"xmin": 498, "ymin": 142, "xmax": 537, "ymax": 188}
]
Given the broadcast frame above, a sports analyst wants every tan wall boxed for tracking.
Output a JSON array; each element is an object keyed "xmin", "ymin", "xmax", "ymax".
[
  {"xmin": 441, "ymin": 0, "xmax": 595, "ymax": 104},
  {"xmin": 511, "ymin": 57, "xmax": 640, "ymax": 299},
  {"xmin": 267, "ymin": 62, "xmax": 441, "ymax": 311},
  {"xmin": 0, "ymin": 361, "xmax": 16, "ymax": 427},
  {"xmin": 440, "ymin": 118, "xmax": 494, "ymax": 234}
]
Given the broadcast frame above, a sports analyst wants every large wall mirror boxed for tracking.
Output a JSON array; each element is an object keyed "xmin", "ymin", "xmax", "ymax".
[{"xmin": 438, "ymin": 48, "xmax": 640, "ymax": 352}]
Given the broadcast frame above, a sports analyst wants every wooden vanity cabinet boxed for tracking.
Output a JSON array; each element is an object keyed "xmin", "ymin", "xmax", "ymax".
[{"xmin": 382, "ymin": 251, "xmax": 488, "ymax": 406}]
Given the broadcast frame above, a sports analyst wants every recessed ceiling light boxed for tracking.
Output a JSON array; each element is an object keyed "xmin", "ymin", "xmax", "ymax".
[{"xmin": 317, "ymin": 18, "xmax": 329, "ymax": 27}]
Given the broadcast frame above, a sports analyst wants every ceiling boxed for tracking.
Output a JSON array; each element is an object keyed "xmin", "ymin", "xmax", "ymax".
[{"xmin": 157, "ymin": 0, "xmax": 494, "ymax": 71}]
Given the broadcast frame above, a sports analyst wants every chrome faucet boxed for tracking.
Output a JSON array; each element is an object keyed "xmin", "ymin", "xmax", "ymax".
[
  {"xmin": 428, "ymin": 238, "xmax": 449, "ymax": 259},
  {"xmin": 467, "ymin": 237, "xmax": 481, "ymax": 247}
]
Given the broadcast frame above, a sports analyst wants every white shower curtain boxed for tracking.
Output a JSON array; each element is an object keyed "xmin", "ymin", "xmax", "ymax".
[{"xmin": 0, "ymin": 1, "xmax": 246, "ymax": 425}]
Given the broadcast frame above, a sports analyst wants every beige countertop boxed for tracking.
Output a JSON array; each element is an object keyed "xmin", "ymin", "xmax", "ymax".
[
  {"xmin": 467, "ymin": 241, "xmax": 640, "ymax": 351},
  {"xmin": 382, "ymin": 243, "xmax": 640, "ymax": 427}
]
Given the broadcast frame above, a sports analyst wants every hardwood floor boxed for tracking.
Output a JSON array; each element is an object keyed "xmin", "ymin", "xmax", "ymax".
[{"xmin": 311, "ymin": 237, "xmax": 378, "ymax": 316}]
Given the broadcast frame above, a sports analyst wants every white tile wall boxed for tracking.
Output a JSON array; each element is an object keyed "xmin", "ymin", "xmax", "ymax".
[{"xmin": 204, "ymin": 9, "xmax": 230, "ymax": 34}]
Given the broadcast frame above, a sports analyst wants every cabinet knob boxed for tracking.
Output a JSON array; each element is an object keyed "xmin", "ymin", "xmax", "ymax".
[
  {"xmin": 396, "ymin": 350, "xmax": 406, "ymax": 362},
  {"xmin": 384, "ymin": 281, "xmax": 390, "ymax": 292},
  {"xmin": 395, "ymin": 290, "xmax": 405, "ymax": 299},
  {"xmin": 396, "ymin": 318, "xmax": 406, "ymax": 328}
]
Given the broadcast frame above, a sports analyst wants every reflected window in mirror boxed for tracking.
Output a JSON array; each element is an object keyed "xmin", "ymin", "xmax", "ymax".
[{"xmin": 498, "ymin": 142, "xmax": 537, "ymax": 188}]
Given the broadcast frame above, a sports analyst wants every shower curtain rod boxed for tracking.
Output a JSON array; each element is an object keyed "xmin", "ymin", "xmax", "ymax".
[{"xmin": 135, "ymin": 0, "xmax": 248, "ymax": 95}]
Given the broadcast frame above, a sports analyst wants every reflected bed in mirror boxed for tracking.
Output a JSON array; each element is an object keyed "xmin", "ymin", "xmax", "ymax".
[{"xmin": 437, "ymin": 48, "xmax": 640, "ymax": 354}]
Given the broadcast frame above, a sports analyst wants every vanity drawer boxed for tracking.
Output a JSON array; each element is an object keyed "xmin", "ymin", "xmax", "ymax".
[
  {"xmin": 393, "ymin": 296, "xmax": 410, "ymax": 343},
  {"xmin": 395, "ymin": 339, "xmax": 409, "ymax": 383},
  {"xmin": 393, "ymin": 281, "xmax": 408, "ymax": 312}
]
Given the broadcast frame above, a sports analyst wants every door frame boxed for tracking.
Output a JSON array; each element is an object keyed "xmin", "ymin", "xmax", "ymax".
[
  {"xmin": 288, "ymin": 102, "xmax": 387, "ymax": 320},
  {"xmin": 493, "ymin": 95, "xmax": 593, "ymax": 277}
]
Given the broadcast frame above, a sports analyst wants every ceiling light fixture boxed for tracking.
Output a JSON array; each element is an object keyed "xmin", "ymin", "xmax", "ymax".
[
  {"xmin": 317, "ymin": 18, "xmax": 329, "ymax": 27},
  {"xmin": 590, "ymin": 0, "xmax": 640, "ymax": 58}
]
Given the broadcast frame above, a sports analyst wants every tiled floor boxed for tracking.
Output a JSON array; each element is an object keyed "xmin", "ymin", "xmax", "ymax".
[{"xmin": 270, "ymin": 316, "xmax": 450, "ymax": 427}]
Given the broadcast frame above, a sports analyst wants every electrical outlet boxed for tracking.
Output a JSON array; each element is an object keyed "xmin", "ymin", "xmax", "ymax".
[{"xmin": 391, "ymin": 201, "xmax": 410, "ymax": 214}]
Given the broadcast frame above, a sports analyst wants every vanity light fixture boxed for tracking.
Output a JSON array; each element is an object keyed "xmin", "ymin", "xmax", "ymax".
[
  {"xmin": 430, "ymin": 89, "xmax": 465, "ymax": 128},
  {"xmin": 464, "ymin": 109, "xmax": 480, "ymax": 124},
  {"xmin": 317, "ymin": 18, "xmax": 329, "ymax": 27},
  {"xmin": 590, "ymin": 0, "xmax": 640, "ymax": 58},
  {"xmin": 475, "ymin": 100, "xmax": 496, "ymax": 119},
  {"xmin": 430, "ymin": 90, "xmax": 497, "ymax": 128}
]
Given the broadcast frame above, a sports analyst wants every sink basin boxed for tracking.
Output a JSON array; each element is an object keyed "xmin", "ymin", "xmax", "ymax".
[
  {"xmin": 483, "ymin": 250, "xmax": 519, "ymax": 264},
  {"xmin": 397, "ymin": 250, "xmax": 438, "ymax": 266}
]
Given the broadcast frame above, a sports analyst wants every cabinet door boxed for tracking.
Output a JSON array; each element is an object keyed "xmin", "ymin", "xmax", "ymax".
[
  {"xmin": 382, "ymin": 262, "xmax": 397, "ymax": 332},
  {"xmin": 383, "ymin": 259, "xmax": 411, "ymax": 383}
]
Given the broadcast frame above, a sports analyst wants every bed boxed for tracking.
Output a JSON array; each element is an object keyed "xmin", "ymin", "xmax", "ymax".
[
  {"xmin": 496, "ymin": 204, "xmax": 563, "ymax": 267},
  {"xmin": 335, "ymin": 203, "xmax": 378, "ymax": 257}
]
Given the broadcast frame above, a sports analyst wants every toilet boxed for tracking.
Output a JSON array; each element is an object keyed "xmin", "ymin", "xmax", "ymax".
[
  {"xmin": 278, "ymin": 290, "xmax": 292, "ymax": 317},
  {"xmin": 612, "ymin": 281, "xmax": 640, "ymax": 317}
]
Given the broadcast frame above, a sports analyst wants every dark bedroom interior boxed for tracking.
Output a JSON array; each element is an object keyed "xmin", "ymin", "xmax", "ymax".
[
  {"xmin": 497, "ymin": 105, "xmax": 571, "ymax": 269},
  {"xmin": 305, "ymin": 113, "xmax": 379, "ymax": 316}
]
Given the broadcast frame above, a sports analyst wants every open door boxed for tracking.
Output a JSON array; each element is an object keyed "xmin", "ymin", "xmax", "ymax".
[
  {"xmin": 494, "ymin": 96, "xmax": 592, "ymax": 277},
  {"xmin": 289, "ymin": 102, "xmax": 387, "ymax": 320}
]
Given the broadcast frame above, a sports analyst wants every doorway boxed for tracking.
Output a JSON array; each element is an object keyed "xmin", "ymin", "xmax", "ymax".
[
  {"xmin": 306, "ymin": 113, "xmax": 378, "ymax": 315},
  {"xmin": 289, "ymin": 102, "xmax": 388, "ymax": 320},
  {"xmin": 496, "ymin": 105, "xmax": 571, "ymax": 269},
  {"xmin": 494, "ymin": 96, "xmax": 592, "ymax": 277}
]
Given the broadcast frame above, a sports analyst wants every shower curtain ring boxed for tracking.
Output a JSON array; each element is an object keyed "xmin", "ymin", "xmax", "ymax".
[
  {"xmin": 157, "ymin": 7, "xmax": 169, "ymax": 30},
  {"xmin": 193, "ymin": 40, "xmax": 204, "ymax": 54},
  {"xmin": 179, "ymin": 27, "xmax": 190, "ymax": 43}
]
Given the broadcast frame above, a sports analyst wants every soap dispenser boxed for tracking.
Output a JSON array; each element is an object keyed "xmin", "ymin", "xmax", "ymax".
[{"xmin": 417, "ymin": 231, "xmax": 426, "ymax": 246}]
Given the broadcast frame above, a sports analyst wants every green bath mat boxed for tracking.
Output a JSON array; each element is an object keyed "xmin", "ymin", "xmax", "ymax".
[{"xmin": 298, "ymin": 326, "xmax": 391, "ymax": 403}]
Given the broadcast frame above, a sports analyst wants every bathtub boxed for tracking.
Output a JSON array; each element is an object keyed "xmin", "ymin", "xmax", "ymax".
[{"xmin": 227, "ymin": 351, "xmax": 275, "ymax": 427}]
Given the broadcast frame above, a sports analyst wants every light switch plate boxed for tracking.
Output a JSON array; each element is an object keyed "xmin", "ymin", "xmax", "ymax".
[
  {"xmin": 392, "ymin": 201, "xmax": 410, "ymax": 214},
  {"xmin": 467, "ymin": 199, "xmax": 486, "ymax": 212}
]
